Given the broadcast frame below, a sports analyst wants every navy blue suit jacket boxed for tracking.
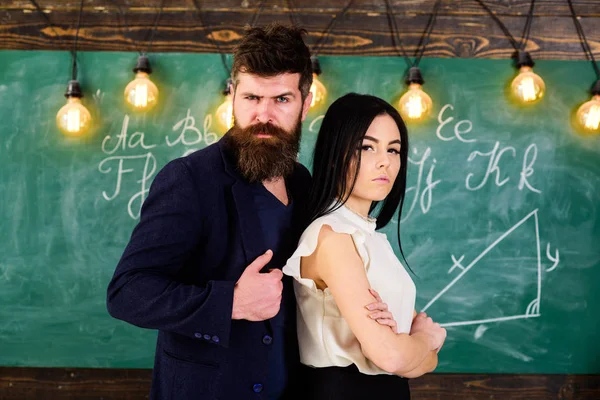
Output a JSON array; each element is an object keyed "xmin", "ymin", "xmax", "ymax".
[{"xmin": 107, "ymin": 136, "xmax": 311, "ymax": 399}]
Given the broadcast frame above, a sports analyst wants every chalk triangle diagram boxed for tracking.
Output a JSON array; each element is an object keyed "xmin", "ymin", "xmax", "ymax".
[{"xmin": 421, "ymin": 210, "xmax": 542, "ymax": 328}]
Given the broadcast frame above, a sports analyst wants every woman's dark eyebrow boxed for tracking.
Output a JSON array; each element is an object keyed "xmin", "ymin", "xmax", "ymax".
[{"xmin": 363, "ymin": 136, "xmax": 401, "ymax": 145}]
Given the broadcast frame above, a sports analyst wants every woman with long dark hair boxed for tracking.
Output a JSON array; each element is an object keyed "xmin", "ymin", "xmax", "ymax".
[{"xmin": 283, "ymin": 93, "xmax": 446, "ymax": 398}]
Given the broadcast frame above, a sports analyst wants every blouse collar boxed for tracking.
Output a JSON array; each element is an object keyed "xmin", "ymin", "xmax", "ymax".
[{"xmin": 335, "ymin": 203, "xmax": 377, "ymax": 233}]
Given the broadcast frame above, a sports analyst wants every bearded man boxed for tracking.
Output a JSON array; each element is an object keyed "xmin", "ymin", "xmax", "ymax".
[
  {"xmin": 107, "ymin": 24, "xmax": 394, "ymax": 400},
  {"xmin": 107, "ymin": 24, "xmax": 313, "ymax": 400}
]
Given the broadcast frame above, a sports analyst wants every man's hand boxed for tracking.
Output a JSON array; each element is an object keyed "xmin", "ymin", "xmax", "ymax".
[
  {"xmin": 365, "ymin": 288, "xmax": 398, "ymax": 333},
  {"xmin": 410, "ymin": 312, "xmax": 447, "ymax": 351},
  {"xmin": 232, "ymin": 250, "xmax": 283, "ymax": 321}
]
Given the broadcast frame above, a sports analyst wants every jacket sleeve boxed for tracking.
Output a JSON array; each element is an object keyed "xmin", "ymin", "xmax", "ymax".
[{"xmin": 106, "ymin": 158, "xmax": 235, "ymax": 348}]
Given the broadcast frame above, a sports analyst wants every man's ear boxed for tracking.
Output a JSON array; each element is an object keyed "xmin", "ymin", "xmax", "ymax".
[{"xmin": 300, "ymin": 91, "xmax": 313, "ymax": 122}]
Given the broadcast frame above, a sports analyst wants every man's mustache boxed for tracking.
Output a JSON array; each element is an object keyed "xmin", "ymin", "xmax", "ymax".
[{"xmin": 243, "ymin": 122, "xmax": 289, "ymax": 139}]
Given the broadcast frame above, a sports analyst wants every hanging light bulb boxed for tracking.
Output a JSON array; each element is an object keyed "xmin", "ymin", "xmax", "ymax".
[
  {"xmin": 510, "ymin": 51, "xmax": 545, "ymax": 104},
  {"xmin": 397, "ymin": 67, "xmax": 433, "ymax": 122},
  {"xmin": 216, "ymin": 78, "xmax": 234, "ymax": 130},
  {"xmin": 56, "ymin": 80, "xmax": 92, "ymax": 137},
  {"xmin": 124, "ymin": 55, "xmax": 159, "ymax": 111},
  {"xmin": 575, "ymin": 80, "xmax": 600, "ymax": 134},
  {"xmin": 309, "ymin": 56, "xmax": 327, "ymax": 109}
]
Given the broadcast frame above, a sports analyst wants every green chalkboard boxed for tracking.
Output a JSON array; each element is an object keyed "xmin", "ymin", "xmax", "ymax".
[{"xmin": 1, "ymin": 50, "xmax": 599, "ymax": 373}]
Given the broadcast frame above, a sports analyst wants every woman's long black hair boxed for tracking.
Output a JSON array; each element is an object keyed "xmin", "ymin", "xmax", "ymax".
[{"xmin": 307, "ymin": 92, "xmax": 410, "ymax": 266}]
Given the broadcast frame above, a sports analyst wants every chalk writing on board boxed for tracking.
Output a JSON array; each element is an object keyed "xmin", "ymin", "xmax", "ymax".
[
  {"xmin": 309, "ymin": 115, "xmax": 325, "ymax": 132},
  {"xmin": 101, "ymin": 115, "xmax": 157, "ymax": 154},
  {"xmin": 99, "ymin": 110, "xmax": 221, "ymax": 219},
  {"xmin": 401, "ymin": 146, "xmax": 441, "ymax": 222},
  {"xmin": 466, "ymin": 141, "xmax": 516, "ymax": 190},
  {"xmin": 98, "ymin": 115, "xmax": 158, "ymax": 219},
  {"xmin": 436, "ymin": 104, "xmax": 477, "ymax": 143},
  {"xmin": 166, "ymin": 109, "xmax": 218, "ymax": 156},
  {"xmin": 466, "ymin": 142, "xmax": 541, "ymax": 193},
  {"xmin": 546, "ymin": 243, "xmax": 560, "ymax": 272},
  {"xmin": 92, "ymin": 89, "xmax": 105, "ymax": 105},
  {"xmin": 98, "ymin": 154, "xmax": 157, "ymax": 219},
  {"xmin": 518, "ymin": 143, "xmax": 542, "ymax": 194},
  {"xmin": 421, "ymin": 209, "xmax": 559, "ymax": 328}
]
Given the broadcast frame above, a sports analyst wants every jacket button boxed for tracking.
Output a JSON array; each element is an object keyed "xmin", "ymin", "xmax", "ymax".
[
  {"xmin": 194, "ymin": 333, "xmax": 202, "ymax": 339},
  {"xmin": 203, "ymin": 334, "xmax": 211, "ymax": 340},
  {"xmin": 212, "ymin": 335, "xmax": 220, "ymax": 343},
  {"xmin": 262, "ymin": 335, "xmax": 273, "ymax": 345},
  {"xmin": 253, "ymin": 383, "xmax": 263, "ymax": 393}
]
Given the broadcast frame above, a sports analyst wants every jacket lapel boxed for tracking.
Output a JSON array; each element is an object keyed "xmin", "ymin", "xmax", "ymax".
[
  {"xmin": 218, "ymin": 137, "xmax": 267, "ymax": 268},
  {"xmin": 219, "ymin": 137, "xmax": 312, "ymax": 332}
]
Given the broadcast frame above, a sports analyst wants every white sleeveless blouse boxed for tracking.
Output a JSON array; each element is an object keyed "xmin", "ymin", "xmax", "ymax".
[{"xmin": 282, "ymin": 205, "xmax": 416, "ymax": 375}]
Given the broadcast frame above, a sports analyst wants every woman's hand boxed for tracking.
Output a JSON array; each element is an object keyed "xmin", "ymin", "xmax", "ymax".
[
  {"xmin": 365, "ymin": 288, "xmax": 397, "ymax": 333},
  {"xmin": 410, "ymin": 312, "xmax": 447, "ymax": 351}
]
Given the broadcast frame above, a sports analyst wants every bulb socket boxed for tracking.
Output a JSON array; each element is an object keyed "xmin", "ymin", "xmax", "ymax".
[
  {"xmin": 133, "ymin": 55, "xmax": 153, "ymax": 74},
  {"xmin": 64, "ymin": 80, "xmax": 83, "ymax": 98},
  {"xmin": 515, "ymin": 51, "xmax": 535, "ymax": 68},
  {"xmin": 591, "ymin": 79, "xmax": 600, "ymax": 96},
  {"xmin": 311, "ymin": 56, "xmax": 322, "ymax": 76},
  {"xmin": 406, "ymin": 67, "xmax": 424, "ymax": 85},
  {"xmin": 223, "ymin": 78, "xmax": 233, "ymax": 96}
]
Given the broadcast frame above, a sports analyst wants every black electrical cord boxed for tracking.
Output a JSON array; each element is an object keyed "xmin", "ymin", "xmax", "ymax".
[
  {"xmin": 311, "ymin": 0, "xmax": 355, "ymax": 56},
  {"xmin": 286, "ymin": 0, "xmax": 299, "ymax": 27},
  {"xmin": 105, "ymin": 0, "xmax": 165, "ymax": 55},
  {"xmin": 143, "ymin": 0, "xmax": 166, "ymax": 55},
  {"xmin": 70, "ymin": 0, "xmax": 84, "ymax": 80},
  {"xmin": 474, "ymin": 0, "xmax": 536, "ymax": 52},
  {"xmin": 567, "ymin": 0, "xmax": 600, "ymax": 80},
  {"xmin": 191, "ymin": 0, "xmax": 230, "ymax": 75},
  {"xmin": 414, "ymin": 0, "xmax": 442, "ymax": 67},
  {"xmin": 383, "ymin": 0, "xmax": 442, "ymax": 68},
  {"xmin": 29, "ymin": 0, "xmax": 83, "ymax": 79},
  {"xmin": 28, "ymin": 0, "xmax": 67, "ymax": 49},
  {"xmin": 383, "ymin": 0, "xmax": 412, "ymax": 68},
  {"xmin": 249, "ymin": 0, "xmax": 265, "ymax": 28}
]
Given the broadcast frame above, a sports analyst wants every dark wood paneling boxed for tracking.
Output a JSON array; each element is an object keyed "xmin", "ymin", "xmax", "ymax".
[
  {"xmin": 1, "ymin": 367, "xmax": 600, "ymax": 399},
  {"xmin": 3, "ymin": 1, "xmax": 600, "ymax": 15},
  {"xmin": 0, "ymin": 1, "xmax": 599, "ymax": 59}
]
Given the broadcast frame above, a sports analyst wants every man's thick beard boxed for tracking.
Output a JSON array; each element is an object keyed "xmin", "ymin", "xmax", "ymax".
[{"xmin": 225, "ymin": 118, "xmax": 302, "ymax": 183}]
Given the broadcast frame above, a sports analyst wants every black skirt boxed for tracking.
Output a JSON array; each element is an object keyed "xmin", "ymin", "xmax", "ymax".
[{"xmin": 290, "ymin": 364, "xmax": 410, "ymax": 400}]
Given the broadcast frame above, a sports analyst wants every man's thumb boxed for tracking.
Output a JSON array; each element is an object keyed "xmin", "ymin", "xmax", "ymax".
[{"xmin": 246, "ymin": 250, "xmax": 273, "ymax": 273}]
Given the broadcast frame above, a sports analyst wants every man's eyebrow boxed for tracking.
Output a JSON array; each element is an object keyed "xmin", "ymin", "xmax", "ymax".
[
  {"xmin": 271, "ymin": 92, "xmax": 295, "ymax": 98},
  {"xmin": 238, "ymin": 91, "xmax": 296, "ymax": 99}
]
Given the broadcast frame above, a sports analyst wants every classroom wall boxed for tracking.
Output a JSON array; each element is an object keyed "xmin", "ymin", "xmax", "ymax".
[{"xmin": 1, "ymin": 1, "xmax": 599, "ymax": 399}]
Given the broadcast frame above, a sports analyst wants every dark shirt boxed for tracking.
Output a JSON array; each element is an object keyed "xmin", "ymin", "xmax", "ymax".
[{"xmin": 251, "ymin": 183, "xmax": 295, "ymax": 399}]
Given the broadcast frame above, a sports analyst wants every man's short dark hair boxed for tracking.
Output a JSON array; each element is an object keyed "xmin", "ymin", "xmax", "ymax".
[{"xmin": 232, "ymin": 23, "xmax": 313, "ymax": 99}]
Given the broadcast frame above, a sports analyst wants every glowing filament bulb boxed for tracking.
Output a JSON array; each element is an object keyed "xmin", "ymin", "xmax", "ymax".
[
  {"xmin": 134, "ymin": 81, "xmax": 149, "ymax": 107},
  {"xmin": 310, "ymin": 73, "xmax": 327, "ymax": 109},
  {"xmin": 56, "ymin": 80, "xmax": 92, "ymax": 137},
  {"xmin": 67, "ymin": 107, "xmax": 80, "ymax": 132},
  {"xmin": 511, "ymin": 66, "xmax": 545, "ymax": 104},
  {"xmin": 585, "ymin": 105, "xmax": 600, "ymax": 129},
  {"xmin": 56, "ymin": 98, "xmax": 91, "ymax": 136},
  {"xmin": 125, "ymin": 72, "xmax": 158, "ymax": 111},
  {"xmin": 398, "ymin": 83, "xmax": 433, "ymax": 122},
  {"xmin": 216, "ymin": 94, "xmax": 234, "ymax": 130},
  {"xmin": 576, "ymin": 94, "xmax": 600, "ymax": 133}
]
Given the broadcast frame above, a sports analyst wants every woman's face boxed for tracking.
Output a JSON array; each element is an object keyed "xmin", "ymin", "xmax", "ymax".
[{"xmin": 347, "ymin": 114, "xmax": 402, "ymax": 204}]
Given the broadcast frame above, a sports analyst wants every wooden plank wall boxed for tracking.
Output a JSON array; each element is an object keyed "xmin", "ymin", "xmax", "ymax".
[
  {"xmin": 0, "ymin": 0, "xmax": 599, "ymax": 59},
  {"xmin": 0, "ymin": 1, "xmax": 599, "ymax": 398},
  {"xmin": 0, "ymin": 366, "xmax": 599, "ymax": 399}
]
